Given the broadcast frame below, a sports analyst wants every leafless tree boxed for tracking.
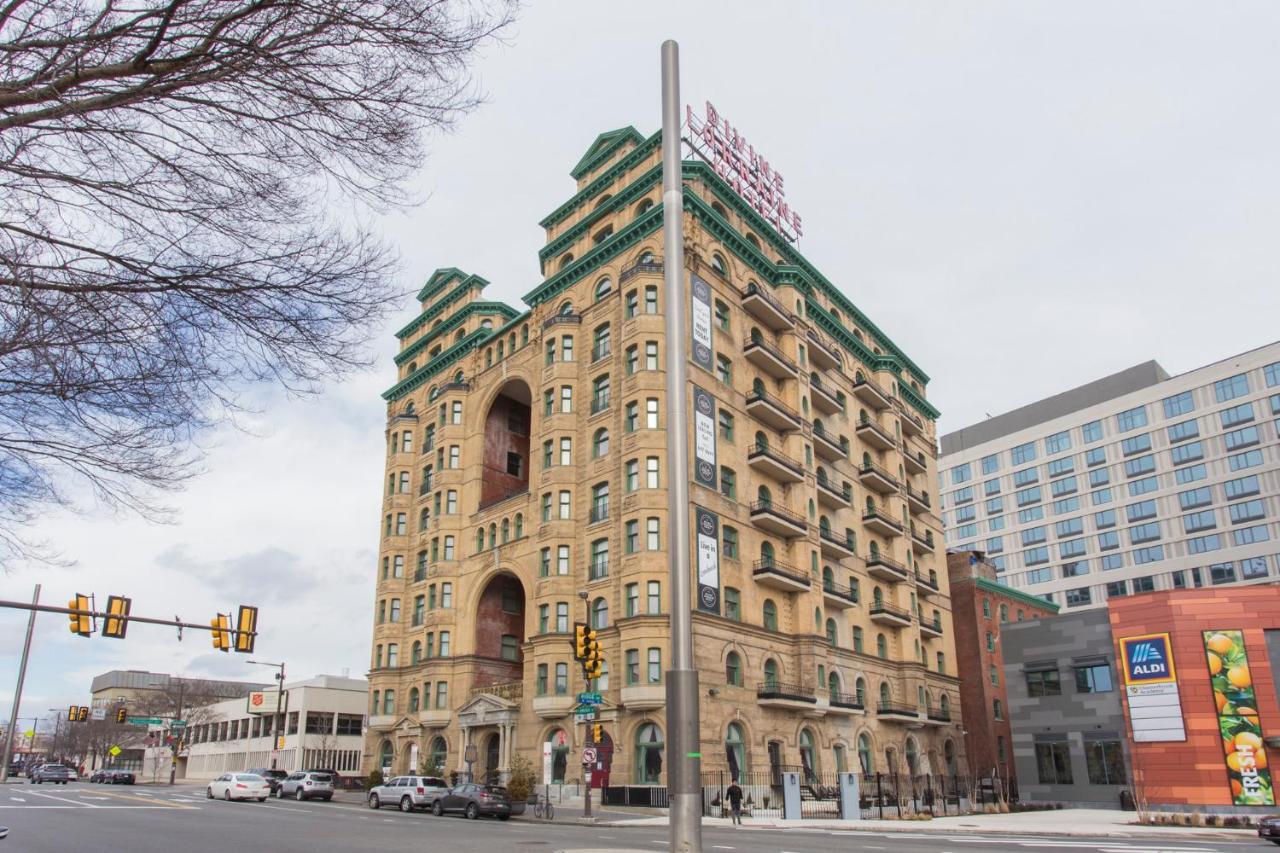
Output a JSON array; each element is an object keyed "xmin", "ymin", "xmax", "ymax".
[{"xmin": 0, "ymin": 0, "xmax": 515, "ymax": 566}]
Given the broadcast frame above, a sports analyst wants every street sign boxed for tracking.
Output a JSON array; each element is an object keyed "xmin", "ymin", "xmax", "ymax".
[
  {"xmin": 91, "ymin": 708, "xmax": 106, "ymax": 722},
  {"xmin": 169, "ymin": 720, "xmax": 187, "ymax": 728},
  {"xmin": 126, "ymin": 717, "xmax": 162, "ymax": 726},
  {"xmin": 577, "ymin": 692, "xmax": 602, "ymax": 705},
  {"xmin": 574, "ymin": 709, "xmax": 597, "ymax": 722},
  {"xmin": 108, "ymin": 745, "xmax": 121, "ymax": 757},
  {"xmin": 582, "ymin": 747, "xmax": 597, "ymax": 765}
]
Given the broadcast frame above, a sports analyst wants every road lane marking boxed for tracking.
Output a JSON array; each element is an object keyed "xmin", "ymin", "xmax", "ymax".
[
  {"xmin": 26, "ymin": 789, "xmax": 100, "ymax": 807},
  {"xmin": 84, "ymin": 789, "xmax": 197, "ymax": 809},
  {"xmin": 8, "ymin": 797, "xmax": 24, "ymax": 802}
]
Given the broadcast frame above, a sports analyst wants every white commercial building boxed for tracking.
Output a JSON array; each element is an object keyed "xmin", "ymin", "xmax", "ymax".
[
  {"xmin": 159, "ymin": 675, "xmax": 368, "ymax": 783},
  {"xmin": 939, "ymin": 342, "xmax": 1279, "ymax": 609}
]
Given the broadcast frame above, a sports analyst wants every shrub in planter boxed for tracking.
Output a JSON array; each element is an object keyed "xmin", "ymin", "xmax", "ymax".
[{"xmin": 366, "ymin": 769, "xmax": 384, "ymax": 791}]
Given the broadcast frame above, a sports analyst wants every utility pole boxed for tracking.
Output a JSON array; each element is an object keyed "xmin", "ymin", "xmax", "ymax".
[
  {"xmin": 248, "ymin": 660, "xmax": 285, "ymax": 768},
  {"xmin": 1, "ymin": 584, "xmax": 40, "ymax": 782},
  {"xmin": 660, "ymin": 39, "xmax": 703, "ymax": 853},
  {"xmin": 168, "ymin": 679, "xmax": 184, "ymax": 785},
  {"xmin": 578, "ymin": 591, "xmax": 592, "ymax": 821}
]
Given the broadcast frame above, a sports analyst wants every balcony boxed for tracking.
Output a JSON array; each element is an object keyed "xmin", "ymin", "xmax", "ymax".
[
  {"xmin": 856, "ymin": 416, "xmax": 896, "ymax": 451},
  {"xmin": 749, "ymin": 501, "xmax": 808, "ymax": 539},
  {"xmin": 905, "ymin": 484, "xmax": 931, "ymax": 515},
  {"xmin": 807, "ymin": 330, "xmax": 842, "ymax": 372},
  {"xmin": 925, "ymin": 708, "xmax": 952, "ymax": 726},
  {"xmin": 542, "ymin": 312, "xmax": 581, "ymax": 330},
  {"xmin": 903, "ymin": 445, "xmax": 928, "ymax": 476},
  {"xmin": 818, "ymin": 528, "xmax": 855, "ymax": 560},
  {"xmin": 822, "ymin": 580, "xmax": 858, "ymax": 610},
  {"xmin": 809, "ymin": 375, "xmax": 842, "ymax": 415},
  {"xmin": 469, "ymin": 680, "xmax": 523, "ymax": 702},
  {"xmin": 740, "ymin": 283, "xmax": 794, "ymax": 331},
  {"xmin": 757, "ymin": 681, "xmax": 817, "ymax": 710},
  {"xmin": 746, "ymin": 390, "xmax": 802, "ymax": 433},
  {"xmin": 858, "ymin": 460, "xmax": 899, "ymax": 494},
  {"xmin": 815, "ymin": 474, "xmax": 851, "ymax": 509},
  {"xmin": 366, "ymin": 714, "xmax": 396, "ymax": 729},
  {"xmin": 852, "ymin": 377, "xmax": 891, "ymax": 410},
  {"xmin": 747, "ymin": 442, "xmax": 805, "ymax": 484},
  {"xmin": 439, "ymin": 380, "xmax": 470, "ymax": 395},
  {"xmin": 869, "ymin": 601, "xmax": 913, "ymax": 628},
  {"xmin": 866, "ymin": 552, "xmax": 911, "ymax": 583},
  {"xmin": 910, "ymin": 524, "xmax": 935, "ymax": 554},
  {"xmin": 825, "ymin": 691, "xmax": 865, "ymax": 716},
  {"xmin": 862, "ymin": 507, "xmax": 904, "ymax": 538},
  {"xmin": 620, "ymin": 684, "xmax": 665, "ymax": 710},
  {"xmin": 532, "ymin": 694, "xmax": 576, "ymax": 719},
  {"xmin": 417, "ymin": 708, "xmax": 452, "ymax": 727},
  {"xmin": 619, "ymin": 257, "xmax": 664, "ymax": 284},
  {"xmin": 877, "ymin": 702, "xmax": 921, "ymax": 723},
  {"xmin": 915, "ymin": 570, "xmax": 941, "ymax": 596},
  {"xmin": 919, "ymin": 617, "xmax": 944, "ymax": 639},
  {"xmin": 811, "ymin": 423, "xmax": 846, "ymax": 462},
  {"xmin": 744, "ymin": 336, "xmax": 798, "ymax": 379},
  {"xmin": 752, "ymin": 560, "xmax": 812, "ymax": 593},
  {"xmin": 897, "ymin": 403, "xmax": 925, "ymax": 437}
]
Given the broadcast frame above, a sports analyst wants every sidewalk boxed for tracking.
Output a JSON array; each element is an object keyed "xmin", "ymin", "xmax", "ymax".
[{"xmin": 594, "ymin": 807, "xmax": 1260, "ymax": 841}]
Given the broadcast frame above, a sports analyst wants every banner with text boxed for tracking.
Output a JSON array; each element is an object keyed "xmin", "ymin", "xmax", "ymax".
[
  {"xmin": 691, "ymin": 273, "xmax": 713, "ymax": 373},
  {"xmin": 1203, "ymin": 630, "xmax": 1274, "ymax": 805},
  {"xmin": 695, "ymin": 507, "xmax": 720, "ymax": 614},
  {"xmin": 692, "ymin": 385, "xmax": 717, "ymax": 490}
]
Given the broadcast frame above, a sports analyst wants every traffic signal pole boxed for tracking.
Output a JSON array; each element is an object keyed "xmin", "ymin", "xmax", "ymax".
[
  {"xmin": 1, "ymin": 584, "xmax": 40, "ymax": 783},
  {"xmin": 660, "ymin": 39, "xmax": 703, "ymax": 853}
]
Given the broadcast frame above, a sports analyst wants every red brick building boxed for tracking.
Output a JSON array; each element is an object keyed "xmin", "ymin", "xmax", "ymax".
[
  {"xmin": 1108, "ymin": 585, "xmax": 1279, "ymax": 812},
  {"xmin": 948, "ymin": 550, "xmax": 1059, "ymax": 791}
]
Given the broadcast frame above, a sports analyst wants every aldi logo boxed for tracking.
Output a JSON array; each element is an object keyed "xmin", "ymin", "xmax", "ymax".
[{"xmin": 1120, "ymin": 633, "xmax": 1177, "ymax": 685}]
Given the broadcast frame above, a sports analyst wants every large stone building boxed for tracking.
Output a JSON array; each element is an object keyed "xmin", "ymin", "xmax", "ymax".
[{"xmin": 365, "ymin": 126, "xmax": 960, "ymax": 789}]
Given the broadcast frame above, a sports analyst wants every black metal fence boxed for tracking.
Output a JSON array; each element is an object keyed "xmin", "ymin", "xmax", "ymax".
[{"xmin": 700, "ymin": 770, "xmax": 972, "ymax": 820}]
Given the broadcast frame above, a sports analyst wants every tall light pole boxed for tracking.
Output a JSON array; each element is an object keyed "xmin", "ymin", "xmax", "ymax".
[
  {"xmin": 248, "ymin": 660, "xmax": 286, "ymax": 769},
  {"xmin": 660, "ymin": 38, "xmax": 703, "ymax": 853},
  {"xmin": 0, "ymin": 584, "xmax": 40, "ymax": 782}
]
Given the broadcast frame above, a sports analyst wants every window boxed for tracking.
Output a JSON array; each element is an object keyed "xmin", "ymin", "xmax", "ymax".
[
  {"xmin": 647, "ymin": 580, "xmax": 661, "ymax": 614},
  {"xmin": 716, "ymin": 355, "xmax": 732, "ymax": 385},
  {"xmin": 1163, "ymin": 390, "xmax": 1195, "ymax": 418},
  {"xmin": 762, "ymin": 599, "xmax": 778, "ymax": 631},
  {"xmin": 1013, "ymin": 467, "xmax": 1039, "ymax": 487},
  {"xmin": 1268, "ymin": 361, "xmax": 1280, "ymax": 387},
  {"xmin": 1107, "ymin": 579, "xmax": 1128, "ymax": 598},
  {"xmin": 986, "ymin": 497, "xmax": 1004, "ymax": 515},
  {"xmin": 647, "ymin": 648, "xmax": 662, "ymax": 683},
  {"xmin": 1230, "ymin": 449, "xmax": 1264, "ymax": 471},
  {"xmin": 1048, "ymin": 457, "xmax": 1074, "ymax": 477},
  {"xmin": 1024, "ymin": 546, "xmax": 1049, "ymax": 565},
  {"xmin": 1188, "ymin": 533, "xmax": 1222, "ymax": 555},
  {"xmin": 625, "ymin": 520, "xmax": 639, "ymax": 553},
  {"xmin": 1021, "ymin": 526, "xmax": 1047, "ymax": 546},
  {"xmin": 646, "ymin": 517, "xmax": 661, "ymax": 550},
  {"xmin": 954, "ymin": 486, "xmax": 975, "ymax": 505},
  {"xmin": 500, "ymin": 634, "xmax": 518, "ymax": 662},
  {"xmin": 625, "ymin": 649, "xmax": 640, "ymax": 684},
  {"xmin": 1085, "ymin": 740, "xmax": 1126, "ymax": 785},
  {"xmin": 1229, "ymin": 498, "xmax": 1266, "ymax": 524},
  {"xmin": 714, "ymin": 299, "xmax": 729, "ymax": 330},
  {"xmin": 1220, "ymin": 401, "xmax": 1255, "ymax": 428},
  {"xmin": 722, "ymin": 526, "xmax": 738, "ymax": 559},
  {"xmin": 557, "ymin": 545, "xmax": 570, "ymax": 575},
  {"xmin": 1234, "ymin": 525, "xmax": 1271, "ymax": 546},
  {"xmin": 1060, "ymin": 541, "xmax": 1087, "ymax": 561},
  {"xmin": 1074, "ymin": 664, "xmax": 1113, "ymax": 693},
  {"xmin": 993, "ymin": 698, "xmax": 1003, "ymax": 720},
  {"xmin": 719, "ymin": 467, "xmax": 736, "ymax": 499},
  {"xmin": 1167, "ymin": 419, "xmax": 1199, "ymax": 443},
  {"xmin": 1129, "ymin": 522, "xmax": 1161, "ymax": 544},
  {"xmin": 725, "ymin": 652, "xmax": 741, "ymax": 686},
  {"xmin": 951, "ymin": 463, "xmax": 972, "ymax": 484},
  {"xmin": 645, "ymin": 285, "xmax": 659, "ymax": 314},
  {"xmin": 1125, "ymin": 499, "xmax": 1157, "ymax": 522},
  {"xmin": 559, "ymin": 385, "xmax": 572, "ymax": 414},
  {"xmin": 625, "ymin": 459, "xmax": 639, "ymax": 492},
  {"xmin": 645, "ymin": 397, "xmax": 659, "ymax": 429},
  {"xmin": 1123, "ymin": 455, "xmax": 1154, "ymax": 478},
  {"xmin": 1082, "ymin": 419, "xmax": 1103, "ymax": 443},
  {"xmin": 1183, "ymin": 508, "xmax": 1216, "ymax": 532},
  {"xmin": 1170, "ymin": 441, "xmax": 1204, "ymax": 465},
  {"xmin": 1045, "ymin": 430, "xmax": 1071, "ymax": 455},
  {"xmin": 590, "ymin": 538, "xmax": 609, "ymax": 578},
  {"xmin": 1055, "ymin": 517, "xmax": 1084, "ymax": 537},
  {"xmin": 1088, "ymin": 468, "xmax": 1110, "ymax": 488},
  {"xmin": 1096, "ymin": 530, "xmax": 1119, "ymax": 550},
  {"xmin": 1050, "ymin": 476, "xmax": 1078, "ymax": 498},
  {"xmin": 1225, "ymin": 425, "xmax": 1260, "ymax": 451},
  {"xmin": 559, "ymin": 490, "xmax": 571, "ymax": 519},
  {"xmin": 1011, "ymin": 441, "xmax": 1036, "ymax": 465},
  {"xmin": 1224, "ymin": 474, "xmax": 1260, "ymax": 500},
  {"xmin": 1214, "ymin": 372, "xmax": 1250, "ymax": 402},
  {"xmin": 1116, "ymin": 405, "xmax": 1147, "ymax": 432},
  {"xmin": 982, "ymin": 454, "xmax": 999, "ymax": 474},
  {"xmin": 985, "ymin": 480, "xmax": 1002, "ymax": 499},
  {"xmin": 1035, "ymin": 742, "xmax": 1073, "ymax": 785},
  {"xmin": 1120, "ymin": 433, "xmax": 1151, "ymax": 456},
  {"xmin": 1065, "ymin": 587, "xmax": 1092, "ymax": 607},
  {"xmin": 646, "ymin": 456, "xmax": 660, "ymax": 488},
  {"xmin": 1133, "ymin": 575, "xmax": 1155, "ymax": 593},
  {"xmin": 555, "ymin": 602, "xmax": 569, "ymax": 633},
  {"xmin": 724, "ymin": 587, "xmax": 740, "ymax": 621},
  {"xmin": 1133, "ymin": 545, "xmax": 1164, "ymax": 565},
  {"xmin": 1100, "ymin": 553, "xmax": 1124, "ymax": 571},
  {"xmin": 1176, "ymin": 462, "xmax": 1207, "ymax": 484},
  {"xmin": 1016, "ymin": 486, "xmax": 1042, "ymax": 507}
]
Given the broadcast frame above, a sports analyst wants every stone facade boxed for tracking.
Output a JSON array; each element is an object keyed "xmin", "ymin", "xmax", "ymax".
[
  {"xmin": 364, "ymin": 126, "xmax": 961, "ymax": 789},
  {"xmin": 947, "ymin": 550, "xmax": 1058, "ymax": 795}
]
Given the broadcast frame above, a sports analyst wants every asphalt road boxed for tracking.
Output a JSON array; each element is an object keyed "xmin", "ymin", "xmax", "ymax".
[{"xmin": 0, "ymin": 783, "xmax": 1271, "ymax": 853}]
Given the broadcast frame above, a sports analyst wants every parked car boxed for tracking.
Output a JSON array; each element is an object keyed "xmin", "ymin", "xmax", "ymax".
[
  {"xmin": 245, "ymin": 768, "xmax": 289, "ymax": 793},
  {"xmin": 277, "ymin": 771, "xmax": 333, "ymax": 802},
  {"xmin": 367, "ymin": 775, "xmax": 449, "ymax": 812},
  {"xmin": 206, "ymin": 772, "xmax": 271, "ymax": 802},
  {"xmin": 29, "ymin": 765, "xmax": 73, "ymax": 785},
  {"xmin": 88, "ymin": 769, "xmax": 135, "ymax": 785},
  {"xmin": 1259, "ymin": 814, "xmax": 1280, "ymax": 845},
  {"xmin": 430, "ymin": 783, "xmax": 512, "ymax": 820}
]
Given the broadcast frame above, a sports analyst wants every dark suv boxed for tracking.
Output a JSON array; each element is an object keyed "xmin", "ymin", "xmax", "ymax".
[
  {"xmin": 246, "ymin": 768, "xmax": 289, "ymax": 794},
  {"xmin": 30, "ymin": 765, "xmax": 73, "ymax": 785},
  {"xmin": 431, "ymin": 783, "xmax": 511, "ymax": 820}
]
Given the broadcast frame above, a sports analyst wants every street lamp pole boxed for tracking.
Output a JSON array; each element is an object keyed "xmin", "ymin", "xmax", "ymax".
[
  {"xmin": 248, "ymin": 660, "xmax": 286, "ymax": 769},
  {"xmin": 0, "ymin": 584, "xmax": 40, "ymax": 783},
  {"xmin": 660, "ymin": 38, "xmax": 703, "ymax": 853}
]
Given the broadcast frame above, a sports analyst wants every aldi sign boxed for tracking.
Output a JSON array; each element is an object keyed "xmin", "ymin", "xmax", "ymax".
[
  {"xmin": 1118, "ymin": 632, "xmax": 1185, "ymax": 743},
  {"xmin": 1122, "ymin": 633, "xmax": 1176, "ymax": 685}
]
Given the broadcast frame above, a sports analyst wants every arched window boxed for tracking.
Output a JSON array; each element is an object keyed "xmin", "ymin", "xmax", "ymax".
[
  {"xmin": 726, "ymin": 651, "xmax": 742, "ymax": 686},
  {"xmin": 827, "ymin": 670, "xmax": 840, "ymax": 701},
  {"xmin": 411, "ymin": 641, "xmax": 422, "ymax": 665},
  {"xmin": 754, "ymin": 430, "xmax": 768, "ymax": 451},
  {"xmin": 853, "ymin": 626, "xmax": 864, "ymax": 653},
  {"xmin": 500, "ymin": 519, "xmax": 510, "ymax": 544},
  {"xmin": 825, "ymin": 618, "xmax": 837, "ymax": 644},
  {"xmin": 752, "ymin": 377, "xmax": 766, "ymax": 396},
  {"xmin": 476, "ymin": 528, "xmax": 485, "ymax": 552},
  {"xmin": 638, "ymin": 250, "xmax": 657, "ymax": 264},
  {"xmin": 635, "ymin": 198, "xmax": 654, "ymax": 218},
  {"xmin": 377, "ymin": 740, "xmax": 393, "ymax": 773},
  {"xmin": 594, "ymin": 277, "xmax": 613, "ymax": 302},
  {"xmin": 711, "ymin": 202, "xmax": 728, "ymax": 219},
  {"xmin": 822, "ymin": 566, "xmax": 835, "ymax": 591},
  {"xmin": 558, "ymin": 253, "xmax": 574, "ymax": 270},
  {"xmin": 762, "ymin": 599, "xmax": 778, "ymax": 631},
  {"xmin": 591, "ymin": 596, "xmax": 609, "ymax": 629},
  {"xmin": 725, "ymin": 723, "xmax": 746, "ymax": 781},
  {"xmin": 558, "ymin": 300, "xmax": 574, "ymax": 316},
  {"xmin": 879, "ymin": 682, "xmax": 891, "ymax": 707},
  {"xmin": 906, "ymin": 738, "xmax": 919, "ymax": 775},
  {"xmin": 514, "ymin": 513, "xmax": 523, "ymax": 539},
  {"xmin": 876, "ymin": 633, "xmax": 887, "ymax": 659},
  {"xmin": 868, "ymin": 540, "xmax": 880, "ymax": 559},
  {"xmin": 944, "ymin": 739, "xmax": 957, "ymax": 775},
  {"xmin": 819, "ymin": 515, "xmax": 831, "ymax": 535},
  {"xmin": 940, "ymin": 694, "xmax": 950, "ymax": 718},
  {"xmin": 759, "ymin": 540, "xmax": 775, "ymax": 566},
  {"xmin": 711, "ymin": 253, "xmax": 728, "ymax": 276},
  {"xmin": 593, "ymin": 427, "xmax": 610, "ymax": 458},
  {"xmin": 427, "ymin": 737, "xmax": 447, "ymax": 775},
  {"xmin": 745, "ymin": 232, "xmax": 761, "ymax": 249},
  {"xmin": 999, "ymin": 603, "xmax": 1009, "ymax": 622},
  {"xmin": 857, "ymin": 733, "xmax": 873, "ymax": 774},
  {"xmin": 855, "ymin": 676, "xmax": 867, "ymax": 706},
  {"xmin": 763, "ymin": 658, "xmax": 779, "ymax": 687},
  {"xmin": 635, "ymin": 723, "xmax": 664, "ymax": 784},
  {"xmin": 757, "ymin": 484, "xmax": 772, "ymax": 506},
  {"xmin": 799, "ymin": 728, "xmax": 817, "ymax": 780},
  {"xmin": 873, "ymin": 587, "xmax": 883, "ymax": 607},
  {"xmin": 408, "ymin": 687, "xmax": 420, "ymax": 713},
  {"xmin": 593, "ymin": 323, "xmax": 611, "ymax": 361},
  {"xmin": 488, "ymin": 523, "xmax": 496, "ymax": 549}
]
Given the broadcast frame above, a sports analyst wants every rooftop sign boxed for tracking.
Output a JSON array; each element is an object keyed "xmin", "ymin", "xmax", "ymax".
[{"xmin": 684, "ymin": 101, "xmax": 802, "ymax": 242}]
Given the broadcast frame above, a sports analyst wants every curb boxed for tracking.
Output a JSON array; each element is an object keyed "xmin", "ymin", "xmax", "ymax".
[{"xmin": 588, "ymin": 819, "xmax": 1258, "ymax": 841}]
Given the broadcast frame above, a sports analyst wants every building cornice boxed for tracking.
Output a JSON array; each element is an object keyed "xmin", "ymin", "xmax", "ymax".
[
  {"xmin": 394, "ymin": 302, "xmax": 518, "ymax": 367},
  {"xmin": 973, "ymin": 576, "xmax": 1061, "ymax": 614}
]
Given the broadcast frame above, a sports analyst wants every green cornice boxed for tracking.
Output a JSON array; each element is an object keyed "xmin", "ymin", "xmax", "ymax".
[
  {"xmin": 394, "ymin": 278, "xmax": 485, "ymax": 341},
  {"xmin": 394, "ymin": 301, "xmax": 518, "ymax": 367},
  {"xmin": 975, "ymin": 576, "xmax": 1060, "ymax": 614},
  {"xmin": 899, "ymin": 382, "xmax": 940, "ymax": 420},
  {"xmin": 538, "ymin": 163, "xmax": 661, "ymax": 267},
  {"xmin": 414, "ymin": 268, "xmax": 489, "ymax": 304},
  {"xmin": 804, "ymin": 299, "xmax": 879, "ymax": 367},
  {"xmin": 523, "ymin": 202, "xmax": 664, "ymax": 307},
  {"xmin": 383, "ymin": 328, "xmax": 491, "ymax": 401},
  {"xmin": 541, "ymin": 131, "xmax": 662, "ymax": 229},
  {"xmin": 569, "ymin": 127, "xmax": 646, "ymax": 181}
]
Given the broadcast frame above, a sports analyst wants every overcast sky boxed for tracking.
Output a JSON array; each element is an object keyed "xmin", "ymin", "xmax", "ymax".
[{"xmin": 5, "ymin": 1, "xmax": 1280, "ymax": 723}]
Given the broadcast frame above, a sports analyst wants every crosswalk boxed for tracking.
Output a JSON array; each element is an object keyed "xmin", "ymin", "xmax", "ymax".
[{"xmin": 2, "ymin": 784, "xmax": 204, "ymax": 810}]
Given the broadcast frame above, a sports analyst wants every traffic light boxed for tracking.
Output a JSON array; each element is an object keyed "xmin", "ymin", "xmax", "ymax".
[
  {"xmin": 115, "ymin": 707, "xmax": 127, "ymax": 724},
  {"xmin": 591, "ymin": 723, "xmax": 604, "ymax": 745},
  {"xmin": 67, "ymin": 704, "xmax": 78, "ymax": 721},
  {"xmin": 580, "ymin": 627, "xmax": 602, "ymax": 680},
  {"xmin": 102, "ymin": 595, "xmax": 131, "ymax": 639},
  {"xmin": 79, "ymin": 706, "xmax": 89, "ymax": 722},
  {"xmin": 68, "ymin": 706, "xmax": 88, "ymax": 723},
  {"xmin": 234, "ymin": 605, "xmax": 258, "ymax": 654},
  {"xmin": 67, "ymin": 593, "xmax": 91, "ymax": 637},
  {"xmin": 210, "ymin": 613, "xmax": 231, "ymax": 651},
  {"xmin": 573, "ymin": 622, "xmax": 590, "ymax": 661}
]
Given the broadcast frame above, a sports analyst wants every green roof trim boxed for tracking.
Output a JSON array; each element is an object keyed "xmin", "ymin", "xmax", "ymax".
[
  {"xmin": 975, "ymin": 576, "xmax": 1060, "ymax": 614},
  {"xmin": 414, "ymin": 267, "xmax": 488, "ymax": 304},
  {"xmin": 383, "ymin": 328, "xmax": 491, "ymax": 401},
  {"xmin": 569, "ymin": 127, "xmax": 646, "ymax": 181},
  {"xmin": 523, "ymin": 202, "xmax": 664, "ymax": 307},
  {"xmin": 394, "ymin": 301, "xmax": 518, "ymax": 367},
  {"xmin": 538, "ymin": 163, "xmax": 660, "ymax": 265},
  {"xmin": 541, "ymin": 131, "xmax": 662, "ymax": 229},
  {"xmin": 394, "ymin": 277, "xmax": 487, "ymax": 341},
  {"xmin": 899, "ymin": 382, "xmax": 939, "ymax": 420}
]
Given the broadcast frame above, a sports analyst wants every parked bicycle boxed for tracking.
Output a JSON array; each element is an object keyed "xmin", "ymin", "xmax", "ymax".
[{"xmin": 532, "ymin": 793, "xmax": 554, "ymax": 820}]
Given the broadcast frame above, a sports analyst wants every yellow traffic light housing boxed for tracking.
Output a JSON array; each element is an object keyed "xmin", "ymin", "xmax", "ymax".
[
  {"xmin": 234, "ymin": 605, "xmax": 258, "ymax": 654},
  {"xmin": 67, "ymin": 593, "xmax": 91, "ymax": 637},
  {"xmin": 67, "ymin": 704, "xmax": 77, "ymax": 721},
  {"xmin": 210, "ymin": 613, "xmax": 231, "ymax": 652},
  {"xmin": 115, "ymin": 707, "xmax": 127, "ymax": 724},
  {"xmin": 591, "ymin": 723, "xmax": 604, "ymax": 744},
  {"xmin": 102, "ymin": 595, "xmax": 131, "ymax": 639},
  {"xmin": 573, "ymin": 623, "xmax": 589, "ymax": 661}
]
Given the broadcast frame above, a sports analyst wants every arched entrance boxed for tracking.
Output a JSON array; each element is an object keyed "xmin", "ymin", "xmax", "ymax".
[
  {"xmin": 547, "ymin": 729, "xmax": 569, "ymax": 783},
  {"xmin": 635, "ymin": 723, "xmax": 664, "ymax": 784},
  {"xmin": 480, "ymin": 380, "xmax": 532, "ymax": 508},
  {"xmin": 483, "ymin": 732, "xmax": 501, "ymax": 784},
  {"xmin": 377, "ymin": 740, "xmax": 393, "ymax": 776},
  {"xmin": 473, "ymin": 573, "xmax": 525, "ymax": 683}
]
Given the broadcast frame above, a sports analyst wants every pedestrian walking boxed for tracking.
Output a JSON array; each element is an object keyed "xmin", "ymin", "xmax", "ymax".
[{"xmin": 726, "ymin": 781, "xmax": 744, "ymax": 825}]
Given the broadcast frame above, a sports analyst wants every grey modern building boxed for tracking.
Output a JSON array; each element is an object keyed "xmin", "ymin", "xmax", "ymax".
[
  {"xmin": 1002, "ymin": 609, "xmax": 1129, "ymax": 807},
  {"xmin": 938, "ymin": 341, "xmax": 1280, "ymax": 609}
]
